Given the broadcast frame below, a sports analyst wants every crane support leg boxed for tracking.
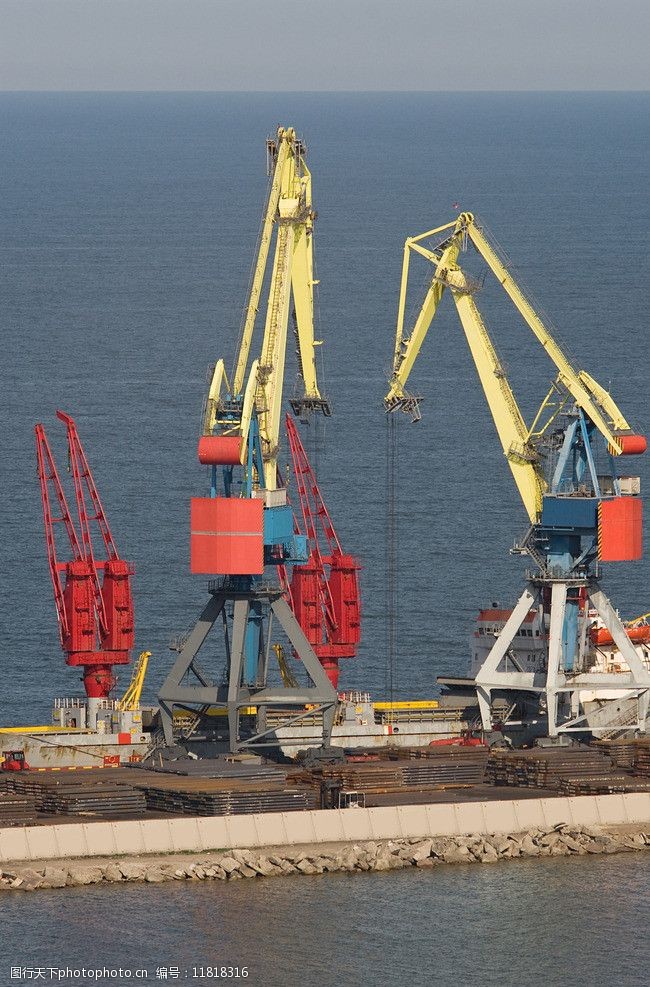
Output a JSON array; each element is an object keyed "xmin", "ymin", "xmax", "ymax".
[
  {"xmin": 474, "ymin": 577, "xmax": 650, "ymax": 737},
  {"xmin": 271, "ymin": 596, "xmax": 338, "ymax": 695},
  {"xmin": 228, "ymin": 595, "xmax": 337, "ymax": 752},
  {"xmin": 475, "ymin": 587, "xmax": 538, "ymax": 731},
  {"xmin": 588, "ymin": 583, "xmax": 650, "ymax": 686},
  {"xmin": 227, "ymin": 599, "xmax": 250, "ymax": 749},
  {"xmin": 546, "ymin": 583, "xmax": 568, "ymax": 738},
  {"xmin": 158, "ymin": 593, "xmax": 225, "ymax": 745},
  {"xmin": 157, "ymin": 586, "xmax": 337, "ymax": 753}
]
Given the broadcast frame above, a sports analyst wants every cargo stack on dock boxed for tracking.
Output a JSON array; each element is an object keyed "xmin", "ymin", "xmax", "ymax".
[
  {"xmin": 289, "ymin": 745, "xmax": 491, "ymax": 808},
  {"xmin": 0, "ymin": 788, "xmax": 37, "ymax": 828},
  {"xmin": 486, "ymin": 742, "xmax": 650, "ymax": 795},
  {"xmin": 10, "ymin": 773, "xmax": 147, "ymax": 818},
  {"xmin": 140, "ymin": 778, "xmax": 318, "ymax": 817}
]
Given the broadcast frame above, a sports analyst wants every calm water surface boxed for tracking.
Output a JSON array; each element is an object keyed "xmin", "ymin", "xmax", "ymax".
[
  {"xmin": 1, "ymin": 92, "xmax": 649, "ymax": 985},
  {"xmin": 0, "ymin": 854, "xmax": 650, "ymax": 987},
  {"xmin": 0, "ymin": 854, "xmax": 648, "ymax": 987}
]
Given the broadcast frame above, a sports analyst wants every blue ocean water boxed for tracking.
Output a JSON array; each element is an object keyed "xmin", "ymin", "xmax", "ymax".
[{"xmin": 0, "ymin": 91, "xmax": 649, "ymax": 987}]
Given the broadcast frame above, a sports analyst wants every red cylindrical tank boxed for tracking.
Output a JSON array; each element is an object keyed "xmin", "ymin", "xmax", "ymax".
[
  {"xmin": 83, "ymin": 666, "xmax": 116, "ymax": 698},
  {"xmin": 197, "ymin": 435, "xmax": 242, "ymax": 465},
  {"xmin": 610, "ymin": 434, "xmax": 647, "ymax": 455}
]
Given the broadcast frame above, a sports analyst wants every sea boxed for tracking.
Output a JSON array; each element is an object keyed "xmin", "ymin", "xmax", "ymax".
[{"xmin": 0, "ymin": 92, "xmax": 648, "ymax": 986}]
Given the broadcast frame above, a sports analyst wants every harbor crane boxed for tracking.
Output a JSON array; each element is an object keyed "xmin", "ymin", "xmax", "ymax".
[
  {"xmin": 35, "ymin": 411, "xmax": 135, "ymax": 725},
  {"xmin": 282, "ymin": 413, "xmax": 361, "ymax": 689},
  {"xmin": 159, "ymin": 127, "xmax": 345, "ymax": 752},
  {"xmin": 385, "ymin": 211, "xmax": 649, "ymax": 738}
]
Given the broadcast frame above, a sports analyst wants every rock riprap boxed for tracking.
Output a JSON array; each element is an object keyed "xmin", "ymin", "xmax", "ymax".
[{"xmin": 1, "ymin": 825, "xmax": 647, "ymax": 891}]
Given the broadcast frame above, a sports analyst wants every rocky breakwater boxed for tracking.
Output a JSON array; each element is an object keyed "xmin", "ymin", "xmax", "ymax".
[{"xmin": 1, "ymin": 824, "xmax": 648, "ymax": 891}]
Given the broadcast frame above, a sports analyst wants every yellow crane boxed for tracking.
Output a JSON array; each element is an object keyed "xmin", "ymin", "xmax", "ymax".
[
  {"xmin": 159, "ymin": 127, "xmax": 338, "ymax": 753},
  {"xmin": 116, "ymin": 650, "xmax": 151, "ymax": 711},
  {"xmin": 384, "ymin": 211, "xmax": 649, "ymax": 739},
  {"xmin": 384, "ymin": 211, "xmax": 635, "ymax": 524},
  {"xmin": 202, "ymin": 126, "xmax": 329, "ymax": 491},
  {"xmin": 272, "ymin": 643, "xmax": 299, "ymax": 688}
]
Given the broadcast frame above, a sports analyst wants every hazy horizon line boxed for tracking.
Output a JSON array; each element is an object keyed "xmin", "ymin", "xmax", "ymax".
[{"xmin": 0, "ymin": 88, "xmax": 649, "ymax": 95}]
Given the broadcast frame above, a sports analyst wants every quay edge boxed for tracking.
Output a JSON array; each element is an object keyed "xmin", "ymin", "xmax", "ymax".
[
  {"xmin": 0, "ymin": 791, "xmax": 649, "ymax": 867},
  {"xmin": 1, "ymin": 823, "xmax": 649, "ymax": 892}
]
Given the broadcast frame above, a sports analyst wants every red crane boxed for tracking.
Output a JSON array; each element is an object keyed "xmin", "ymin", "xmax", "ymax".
[
  {"xmin": 283, "ymin": 414, "xmax": 361, "ymax": 688},
  {"xmin": 35, "ymin": 411, "xmax": 134, "ymax": 698}
]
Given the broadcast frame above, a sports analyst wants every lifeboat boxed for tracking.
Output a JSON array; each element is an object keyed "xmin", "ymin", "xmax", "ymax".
[{"xmin": 590, "ymin": 623, "xmax": 650, "ymax": 647}]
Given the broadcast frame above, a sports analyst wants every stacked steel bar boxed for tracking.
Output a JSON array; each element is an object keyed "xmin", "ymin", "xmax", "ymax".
[
  {"xmin": 558, "ymin": 776, "xmax": 650, "ymax": 796},
  {"xmin": 144, "ymin": 788, "xmax": 316, "ymax": 816},
  {"xmin": 139, "ymin": 761, "xmax": 288, "ymax": 783},
  {"xmin": 290, "ymin": 747, "xmax": 489, "ymax": 795},
  {"xmin": 364, "ymin": 785, "xmax": 557, "ymax": 807},
  {"xmin": 633, "ymin": 744, "xmax": 650, "ymax": 777},
  {"xmin": 42, "ymin": 786, "xmax": 146, "ymax": 817},
  {"xmin": 592, "ymin": 739, "xmax": 639, "ymax": 771},
  {"xmin": 486, "ymin": 746, "xmax": 616, "ymax": 790},
  {"xmin": 402, "ymin": 758, "xmax": 487, "ymax": 786},
  {"xmin": 0, "ymin": 791, "xmax": 37, "ymax": 826},
  {"xmin": 369, "ymin": 745, "xmax": 489, "ymax": 762},
  {"xmin": 136, "ymin": 775, "xmax": 317, "ymax": 816},
  {"xmin": 4, "ymin": 764, "xmax": 311, "ymax": 820},
  {"xmin": 11, "ymin": 772, "xmax": 146, "ymax": 817}
]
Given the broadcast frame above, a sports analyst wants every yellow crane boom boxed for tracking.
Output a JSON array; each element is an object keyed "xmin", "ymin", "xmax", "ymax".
[
  {"xmin": 204, "ymin": 127, "xmax": 329, "ymax": 491},
  {"xmin": 385, "ymin": 211, "xmax": 635, "ymax": 522},
  {"xmin": 116, "ymin": 650, "xmax": 151, "ymax": 711}
]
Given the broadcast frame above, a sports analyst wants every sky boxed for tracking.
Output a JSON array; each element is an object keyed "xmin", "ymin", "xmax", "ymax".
[{"xmin": 0, "ymin": 0, "xmax": 649, "ymax": 92}]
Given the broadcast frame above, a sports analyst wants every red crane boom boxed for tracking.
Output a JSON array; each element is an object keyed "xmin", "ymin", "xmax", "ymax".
[
  {"xmin": 284, "ymin": 414, "xmax": 361, "ymax": 688},
  {"xmin": 35, "ymin": 412, "xmax": 134, "ymax": 698}
]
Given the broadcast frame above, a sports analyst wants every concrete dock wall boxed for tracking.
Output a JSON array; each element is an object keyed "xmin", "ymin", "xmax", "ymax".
[{"xmin": 1, "ymin": 792, "xmax": 649, "ymax": 864}]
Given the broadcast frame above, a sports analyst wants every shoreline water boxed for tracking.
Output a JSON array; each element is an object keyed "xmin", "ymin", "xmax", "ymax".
[{"xmin": 2, "ymin": 823, "xmax": 647, "ymax": 892}]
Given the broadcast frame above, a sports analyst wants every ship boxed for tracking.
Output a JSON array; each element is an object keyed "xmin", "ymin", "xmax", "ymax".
[{"xmin": 5, "ymin": 603, "xmax": 649, "ymax": 768}]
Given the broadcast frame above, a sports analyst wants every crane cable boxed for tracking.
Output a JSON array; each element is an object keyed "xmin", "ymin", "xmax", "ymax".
[
  {"xmin": 386, "ymin": 414, "xmax": 398, "ymax": 708},
  {"xmin": 310, "ymin": 411, "xmax": 323, "ymax": 484}
]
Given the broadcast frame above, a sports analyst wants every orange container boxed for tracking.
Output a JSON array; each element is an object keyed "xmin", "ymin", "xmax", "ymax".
[
  {"xmin": 190, "ymin": 497, "xmax": 264, "ymax": 574},
  {"xmin": 197, "ymin": 435, "xmax": 243, "ymax": 466},
  {"xmin": 598, "ymin": 497, "xmax": 643, "ymax": 561}
]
